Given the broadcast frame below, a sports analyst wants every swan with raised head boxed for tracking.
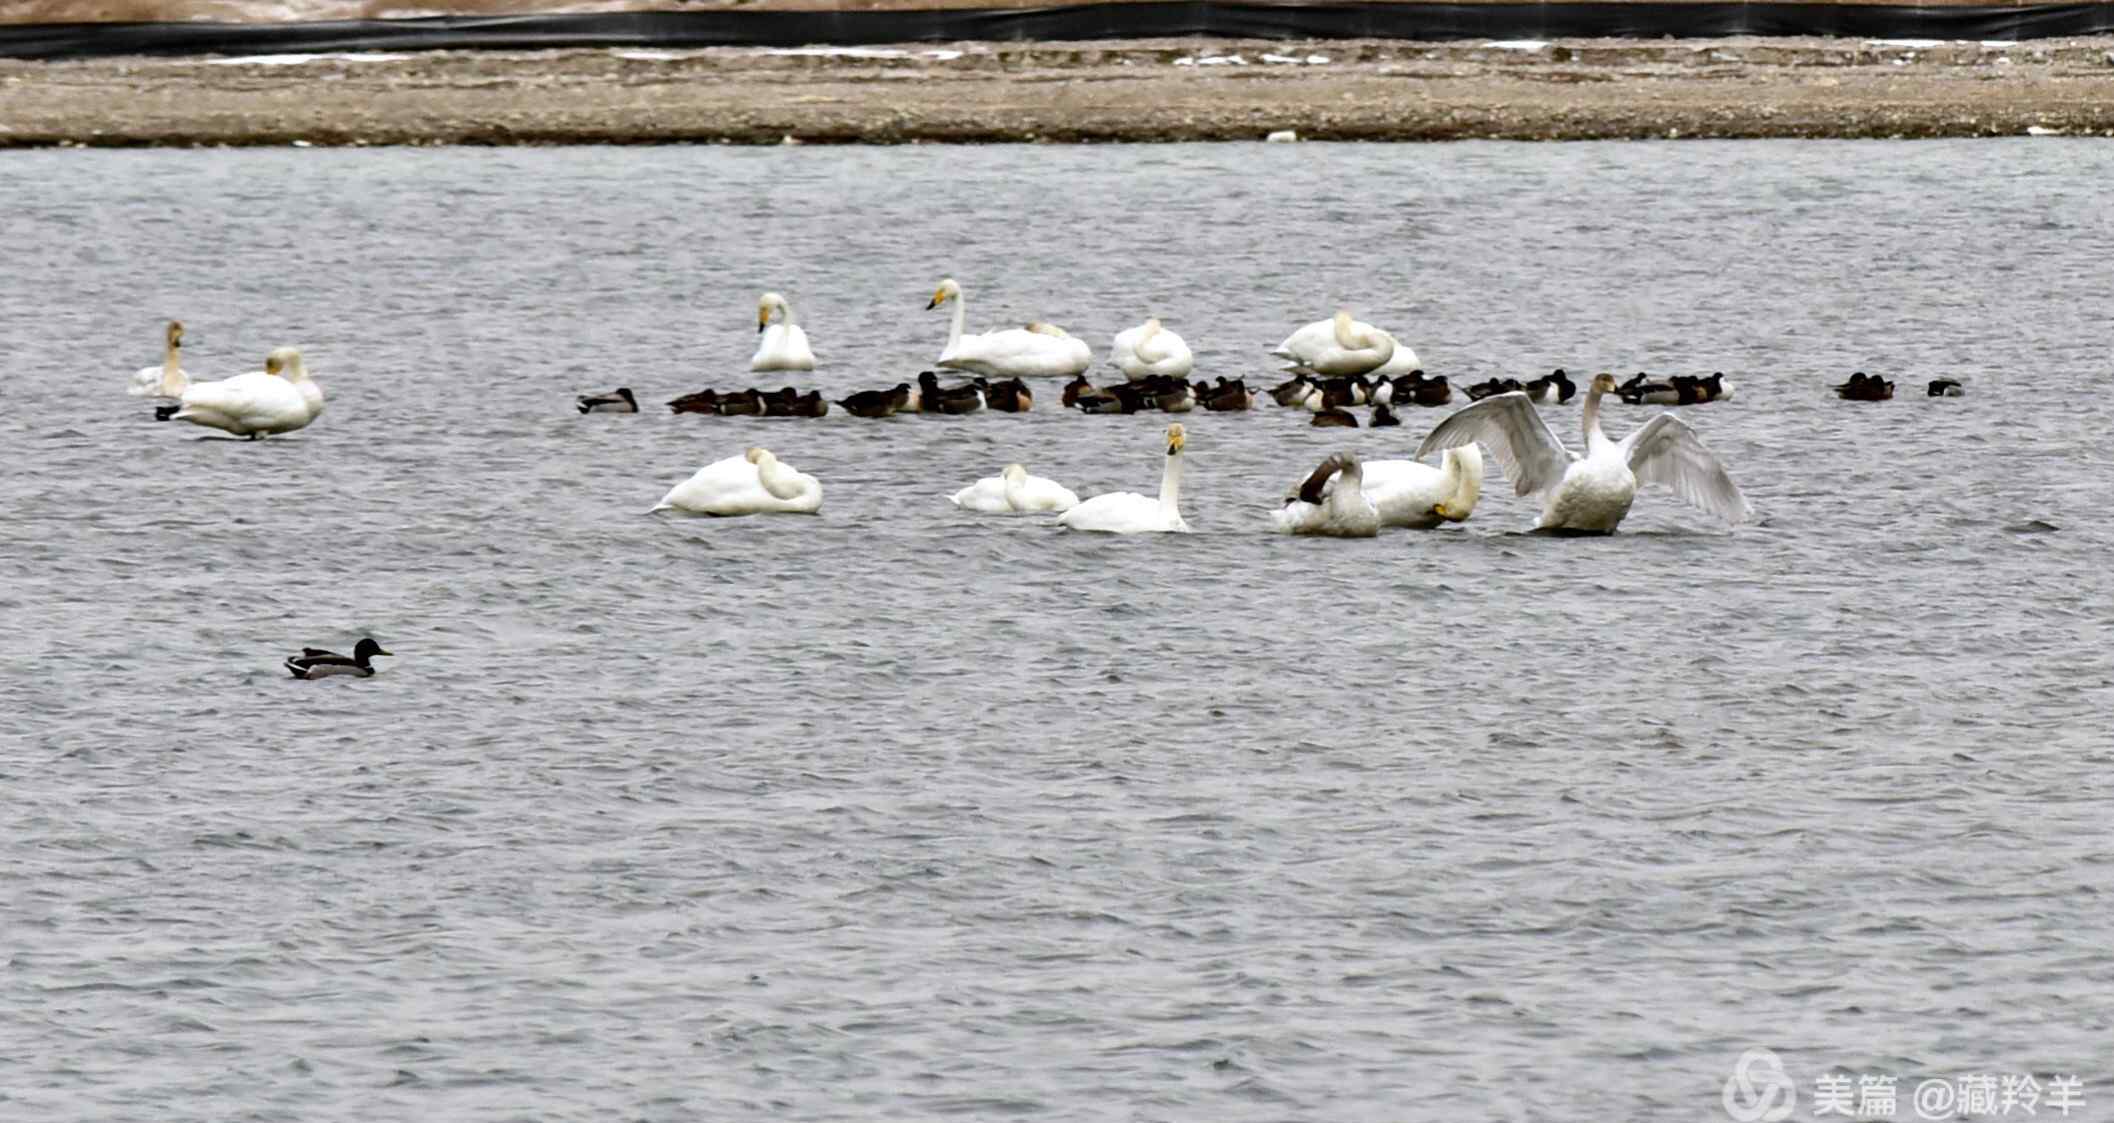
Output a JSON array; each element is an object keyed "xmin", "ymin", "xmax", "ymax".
[
  {"xmin": 1415, "ymin": 373, "xmax": 1751, "ymax": 534},
  {"xmin": 649, "ymin": 446, "xmax": 823, "ymax": 516},
  {"xmin": 1109, "ymin": 317, "xmax": 1195, "ymax": 381},
  {"xmin": 928, "ymin": 278, "xmax": 1091, "ymax": 378},
  {"xmin": 1358, "ymin": 444, "xmax": 1484, "ymax": 528},
  {"xmin": 1273, "ymin": 453, "xmax": 1380, "ymax": 537},
  {"xmin": 1270, "ymin": 311, "xmax": 1402, "ymax": 377},
  {"xmin": 129, "ymin": 320, "xmax": 189, "ymax": 398},
  {"xmin": 157, "ymin": 346, "xmax": 323, "ymax": 438},
  {"xmin": 1057, "ymin": 423, "xmax": 1190, "ymax": 534},
  {"xmin": 751, "ymin": 291, "xmax": 817, "ymax": 372},
  {"xmin": 950, "ymin": 463, "xmax": 1081, "ymax": 513}
]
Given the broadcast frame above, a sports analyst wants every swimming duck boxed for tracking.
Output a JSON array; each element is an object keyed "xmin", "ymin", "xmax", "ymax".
[
  {"xmin": 1416, "ymin": 373, "xmax": 1752, "ymax": 534},
  {"xmin": 715, "ymin": 388, "xmax": 766, "ymax": 416},
  {"xmin": 1311, "ymin": 406, "xmax": 1359, "ymax": 428},
  {"xmin": 1272, "ymin": 452, "xmax": 1380, "ymax": 538},
  {"xmin": 1835, "ymin": 372, "xmax": 1893, "ymax": 401},
  {"xmin": 982, "ymin": 377, "xmax": 1033, "ymax": 412},
  {"xmin": 918, "ymin": 370, "xmax": 985, "ymax": 414},
  {"xmin": 1370, "ymin": 401, "xmax": 1402, "ymax": 428},
  {"xmin": 1201, "ymin": 378, "xmax": 1254, "ymax": 412},
  {"xmin": 838, "ymin": 384, "xmax": 907, "ymax": 418},
  {"xmin": 285, "ymin": 637, "xmax": 392, "ymax": 679},
  {"xmin": 1057, "ymin": 423, "xmax": 1190, "ymax": 534},
  {"xmin": 1269, "ymin": 374, "xmax": 1317, "ymax": 409},
  {"xmin": 668, "ymin": 388, "xmax": 721, "ymax": 415},
  {"xmin": 1406, "ymin": 373, "xmax": 1452, "ymax": 407},
  {"xmin": 578, "ymin": 387, "xmax": 638, "ymax": 414},
  {"xmin": 1466, "ymin": 377, "xmax": 1524, "ymax": 402},
  {"xmin": 1927, "ymin": 378, "xmax": 1963, "ymax": 398},
  {"xmin": 1525, "ymin": 369, "xmax": 1576, "ymax": 404}
]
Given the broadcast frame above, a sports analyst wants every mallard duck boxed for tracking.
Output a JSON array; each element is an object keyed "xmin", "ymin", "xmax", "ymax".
[
  {"xmin": 578, "ymin": 388, "xmax": 638, "ymax": 414},
  {"xmin": 285, "ymin": 637, "xmax": 392, "ymax": 679}
]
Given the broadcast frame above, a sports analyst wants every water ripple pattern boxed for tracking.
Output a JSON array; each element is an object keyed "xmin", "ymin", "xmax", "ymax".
[{"xmin": 2, "ymin": 141, "xmax": 2109, "ymax": 1121}]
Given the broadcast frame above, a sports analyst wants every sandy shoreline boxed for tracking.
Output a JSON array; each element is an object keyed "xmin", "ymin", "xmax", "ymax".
[{"xmin": 5, "ymin": 37, "xmax": 2114, "ymax": 146}]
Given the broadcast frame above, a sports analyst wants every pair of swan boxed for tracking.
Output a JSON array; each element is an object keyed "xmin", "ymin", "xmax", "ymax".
[
  {"xmin": 1109, "ymin": 318, "xmax": 1194, "ymax": 380},
  {"xmin": 649, "ymin": 447, "xmax": 822, "ymax": 516},
  {"xmin": 1271, "ymin": 311, "xmax": 1421, "ymax": 378},
  {"xmin": 129, "ymin": 320, "xmax": 189, "ymax": 398},
  {"xmin": 1273, "ymin": 446, "xmax": 1485, "ymax": 536},
  {"xmin": 157, "ymin": 346, "xmax": 325, "ymax": 439},
  {"xmin": 1417, "ymin": 373, "xmax": 1751, "ymax": 534},
  {"xmin": 950, "ymin": 464, "xmax": 1080, "ymax": 513},
  {"xmin": 929, "ymin": 278, "xmax": 1092, "ymax": 379},
  {"xmin": 1058, "ymin": 423, "xmax": 1190, "ymax": 534},
  {"xmin": 752, "ymin": 291, "xmax": 816, "ymax": 372}
]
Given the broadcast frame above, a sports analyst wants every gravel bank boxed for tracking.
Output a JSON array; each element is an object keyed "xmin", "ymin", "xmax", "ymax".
[{"xmin": 5, "ymin": 37, "xmax": 2114, "ymax": 146}]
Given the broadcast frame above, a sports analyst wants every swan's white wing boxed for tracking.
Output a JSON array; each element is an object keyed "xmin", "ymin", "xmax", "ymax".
[
  {"xmin": 1414, "ymin": 392, "xmax": 1570, "ymax": 498},
  {"xmin": 1621, "ymin": 414, "xmax": 1754, "ymax": 525}
]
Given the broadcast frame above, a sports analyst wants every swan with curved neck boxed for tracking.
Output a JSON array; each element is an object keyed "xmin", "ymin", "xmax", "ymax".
[
  {"xmin": 752, "ymin": 291, "xmax": 816, "ymax": 372},
  {"xmin": 927, "ymin": 278, "xmax": 1092, "ymax": 378},
  {"xmin": 1357, "ymin": 444, "xmax": 1486, "ymax": 528},
  {"xmin": 129, "ymin": 320, "xmax": 190, "ymax": 398},
  {"xmin": 949, "ymin": 463, "xmax": 1081, "ymax": 513},
  {"xmin": 1057, "ymin": 423, "xmax": 1190, "ymax": 534},
  {"xmin": 161, "ymin": 346, "xmax": 323, "ymax": 439},
  {"xmin": 649, "ymin": 446, "xmax": 823, "ymax": 516},
  {"xmin": 1273, "ymin": 452, "xmax": 1380, "ymax": 537},
  {"xmin": 1110, "ymin": 317, "xmax": 1195, "ymax": 381},
  {"xmin": 1270, "ymin": 310, "xmax": 1403, "ymax": 377},
  {"xmin": 1415, "ymin": 373, "xmax": 1751, "ymax": 534}
]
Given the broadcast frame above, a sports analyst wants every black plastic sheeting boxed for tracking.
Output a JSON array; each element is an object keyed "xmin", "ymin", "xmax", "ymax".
[{"xmin": 6, "ymin": 3, "xmax": 2114, "ymax": 61}]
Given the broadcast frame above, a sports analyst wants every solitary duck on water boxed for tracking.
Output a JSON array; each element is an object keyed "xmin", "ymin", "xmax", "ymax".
[
  {"xmin": 285, "ymin": 638, "xmax": 392, "ymax": 679},
  {"xmin": 578, "ymin": 387, "xmax": 638, "ymax": 414},
  {"xmin": 1928, "ymin": 378, "xmax": 1964, "ymax": 397},
  {"xmin": 1416, "ymin": 373, "xmax": 1751, "ymax": 534},
  {"xmin": 1835, "ymin": 372, "xmax": 1894, "ymax": 401}
]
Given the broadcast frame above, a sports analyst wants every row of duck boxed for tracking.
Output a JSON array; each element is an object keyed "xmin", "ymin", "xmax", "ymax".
[
  {"xmin": 574, "ymin": 366, "xmax": 1735, "ymax": 425},
  {"xmin": 650, "ymin": 373, "xmax": 1754, "ymax": 537},
  {"xmin": 1838, "ymin": 372, "xmax": 1966, "ymax": 400}
]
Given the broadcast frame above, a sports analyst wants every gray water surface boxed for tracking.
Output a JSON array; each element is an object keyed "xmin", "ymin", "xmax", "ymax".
[{"xmin": 3, "ymin": 141, "xmax": 2110, "ymax": 1121}]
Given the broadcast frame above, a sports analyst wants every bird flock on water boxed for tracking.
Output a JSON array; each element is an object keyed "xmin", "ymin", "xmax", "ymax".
[{"xmin": 128, "ymin": 275, "xmax": 1966, "ymax": 674}]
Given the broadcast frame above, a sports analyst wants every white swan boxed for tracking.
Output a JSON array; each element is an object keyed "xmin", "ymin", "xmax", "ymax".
[
  {"xmin": 161, "ymin": 346, "xmax": 323, "ymax": 439},
  {"xmin": 1269, "ymin": 310, "xmax": 1398, "ymax": 377},
  {"xmin": 1358, "ymin": 445, "xmax": 1485, "ymax": 528},
  {"xmin": 128, "ymin": 320, "xmax": 189, "ymax": 398},
  {"xmin": 928, "ymin": 278, "xmax": 1092, "ymax": 378},
  {"xmin": 649, "ymin": 447, "xmax": 822, "ymax": 517},
  {"xmin": 1109, "ymin": 317, "xmax": 1195, "ymax": 381},
  {"xmin": 1415, "ymin": 373, "xmax": 1752, "ymax": 534},
  {"xmin": 950, "ymin": 463, "xmax": 1080, "ymax": 513},
  {"xmin": 1057, "ymin": 423, "xmax": 1190, "ymax": 534},
  {"xmin": 751, "ymin": 291, "xmax": 816, "ymax": 372},
  {"xmin": 1273, "ymin": 453, "xmax": 1380, "ymax": 537}
]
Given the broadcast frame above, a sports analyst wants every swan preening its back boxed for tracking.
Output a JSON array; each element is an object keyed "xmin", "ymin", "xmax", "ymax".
[
  {"xmin": 650, "ymin": 446, "xmax": 823, "ymax": 516},
  {"xmin": 158, "ymin": 346, "xmax": 324, "ymax": 439},
  {"xmin": 1057, "ymin": 423, "xmax": 1190, "ymax": 534},
  {"xmin": 1271, "ymin": 311, "xmax": 1414, "ymax": 377},
  {"xmin": 950, "ymin": 463, "xmax": 1080, "ymax": 513},
  {"xmin": 752, "ymin": 291, "xmax": 817, "ymax": 372},
  {"xmin": 1360, "ymin": 445, "xmax": 1485, "ymax": 528},
  {"xmin": 929, "ymin": 278, "xmax": 1092, "ymax": 378},
  {"xmin": 1416, "ymin": 373, "xmax": 1751, "ymax": 534},
  {"xmin": 1110, "ymin": 318, "xmax": 1194, "ymax": 381},
  {"xmin": 129, "ymin": 320, "xmax": 189, "ymax": 398},
  {"xmin": 1273, "ymin": 453, "xmax": 1380, "ymax": 537}
]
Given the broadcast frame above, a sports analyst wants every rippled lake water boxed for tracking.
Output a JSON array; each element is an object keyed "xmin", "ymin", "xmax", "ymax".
[{"xmin": 3, "ymin": 140, "xmax": 2110, "ymax": 1121}]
